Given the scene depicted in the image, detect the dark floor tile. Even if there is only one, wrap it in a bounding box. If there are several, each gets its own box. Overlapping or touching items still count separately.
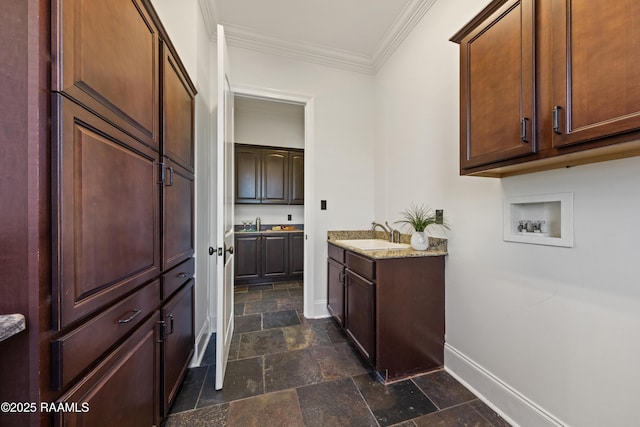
[469,400,512,427]
[238,329,288,358]
[288,287,303,297]
[412,403,493,427]
[163,402,229,427]
[283,323,330,350]
[228,389,304,426]
[197,357,264,406]
[353,373,438,427]
[261,289,291,301]
[262,309,300,329]
[234,302,244,316]
[296,378,378,427]
[235,291,262,303]
[389,421,417,427]
[304,317,348,344]
[228,334,240,361]
[275,295,303,311]
[273,281,302,289]
[234,314,262,333]
[310,342,370,381]
[264,349,323,392]
[412,369,476,409]
[200,334,216,366]
[247,283,274,291]
[233,285,249,293]
[244,300,278,314]
[168,366,208,414]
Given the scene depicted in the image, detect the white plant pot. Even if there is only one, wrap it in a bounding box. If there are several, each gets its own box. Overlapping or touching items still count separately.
[410,231,429,251]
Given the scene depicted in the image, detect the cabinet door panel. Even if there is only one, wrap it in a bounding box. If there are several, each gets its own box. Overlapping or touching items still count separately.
[235,146,261,204]
[459,0,535,169]
[261,150,288,204]
[53,0,159,148]
[234,234,262,279]
[552,0,640,147]
[53,97,160,329]
[327,258,345,328]
[55,312,160,427]
[289,151,304,205]
[162,44,195,171]
[163,160,194,271]
[162,281,194,416]
[289,233,304,276]
[345,270,375,364]
[263,234,288,278]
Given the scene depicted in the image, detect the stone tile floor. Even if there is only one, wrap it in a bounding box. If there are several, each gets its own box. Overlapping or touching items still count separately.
[163,282,511,427]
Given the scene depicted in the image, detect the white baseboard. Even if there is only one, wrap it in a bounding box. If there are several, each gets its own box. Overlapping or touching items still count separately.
[191,317,212,367]
[445,344,566,427]
[307,299,330,319]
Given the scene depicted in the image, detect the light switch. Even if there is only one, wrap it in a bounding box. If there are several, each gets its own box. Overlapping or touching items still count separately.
[321,200,327,210]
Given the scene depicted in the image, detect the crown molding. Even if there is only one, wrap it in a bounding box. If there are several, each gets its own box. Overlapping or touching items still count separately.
[372,0,438,72]
[202,0,436,75]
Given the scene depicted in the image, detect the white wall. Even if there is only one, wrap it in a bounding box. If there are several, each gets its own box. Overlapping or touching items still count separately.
[228,47,376,313]
[374,0,640,426]
[150,0,216,362]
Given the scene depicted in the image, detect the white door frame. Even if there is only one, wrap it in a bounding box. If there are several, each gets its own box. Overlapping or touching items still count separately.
[231,84,316,318]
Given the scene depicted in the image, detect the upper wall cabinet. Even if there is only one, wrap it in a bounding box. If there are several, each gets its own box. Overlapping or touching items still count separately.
[235,144,304,205]
[454,0,536,170]
[162,42,196,172]
[551,1,640,148]
[53,0,159,150]
[452,0,640,177]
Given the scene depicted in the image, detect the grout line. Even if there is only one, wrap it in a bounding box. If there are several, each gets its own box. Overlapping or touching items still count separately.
[349,376,382,427]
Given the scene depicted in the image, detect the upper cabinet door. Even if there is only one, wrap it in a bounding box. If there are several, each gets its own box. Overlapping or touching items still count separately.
[162,43,196,171]
[454,0,536,170]
[552,0,640,148]
[235,146,262,204]
[289,150,304,205]
[53,0,159,149]
[162,159,195,271]
[261,149,289,204]
[52,96,161,329]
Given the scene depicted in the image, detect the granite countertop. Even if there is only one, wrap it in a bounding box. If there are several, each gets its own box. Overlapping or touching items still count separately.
[327,230,448,260]
[0,314,26,342]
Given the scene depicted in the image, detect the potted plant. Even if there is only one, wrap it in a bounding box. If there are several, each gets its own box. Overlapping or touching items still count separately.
[395,203,449,250]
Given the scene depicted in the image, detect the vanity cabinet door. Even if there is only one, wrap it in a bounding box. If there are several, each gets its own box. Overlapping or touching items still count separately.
[453,0,536,170]
[345,270,375,364]
[551,0,640,148]
[327,257,345,328]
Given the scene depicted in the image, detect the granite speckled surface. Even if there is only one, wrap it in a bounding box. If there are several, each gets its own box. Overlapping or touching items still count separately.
[0,313,26,342]
[327,230,447,259]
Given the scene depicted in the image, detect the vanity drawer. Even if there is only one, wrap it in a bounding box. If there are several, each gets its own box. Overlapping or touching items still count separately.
[51,280,161,391]
[328,243,346,264]
[162,257,194,300]
[346,251,376,281]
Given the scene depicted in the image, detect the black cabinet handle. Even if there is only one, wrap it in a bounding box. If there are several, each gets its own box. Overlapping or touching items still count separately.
[118,308,142,324]
[167,167,174,186]
[553,106,562,134]
[520,117,529,143]
[166,314,174,335]
[178,272,191,279]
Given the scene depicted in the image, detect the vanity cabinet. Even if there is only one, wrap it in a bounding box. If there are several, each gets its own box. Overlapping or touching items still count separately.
[327,242,445,381]
[235,232,304,285]
[452,0,640,177]
[235,144,304,205]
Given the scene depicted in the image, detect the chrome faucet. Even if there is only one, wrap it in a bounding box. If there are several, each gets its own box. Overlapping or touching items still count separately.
[386,221,402,243]
[371,221,391,241]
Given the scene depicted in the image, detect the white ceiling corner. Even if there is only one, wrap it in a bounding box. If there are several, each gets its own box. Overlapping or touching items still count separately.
[202,0,436,74]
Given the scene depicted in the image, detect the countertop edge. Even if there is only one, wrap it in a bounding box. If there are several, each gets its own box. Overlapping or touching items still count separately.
[0,313,26,343]
[328,239,448,259]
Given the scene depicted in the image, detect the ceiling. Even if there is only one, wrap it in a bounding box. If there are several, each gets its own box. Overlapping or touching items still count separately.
[200,0,438,74]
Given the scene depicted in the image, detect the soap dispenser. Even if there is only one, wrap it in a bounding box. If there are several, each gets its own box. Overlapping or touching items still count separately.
[256,217,261,232]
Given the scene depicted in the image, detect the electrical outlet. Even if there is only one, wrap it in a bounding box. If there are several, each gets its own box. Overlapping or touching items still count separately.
[287,214,292,221]
[435,209,444,224]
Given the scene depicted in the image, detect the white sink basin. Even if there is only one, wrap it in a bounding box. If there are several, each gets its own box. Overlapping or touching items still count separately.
[335,239,411,251]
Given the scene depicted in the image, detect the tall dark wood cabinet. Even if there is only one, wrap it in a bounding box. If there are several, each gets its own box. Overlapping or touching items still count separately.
[0,0,196,425]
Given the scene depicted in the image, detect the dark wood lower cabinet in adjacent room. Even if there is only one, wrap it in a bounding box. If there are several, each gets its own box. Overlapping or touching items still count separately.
[235,231,304,285]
